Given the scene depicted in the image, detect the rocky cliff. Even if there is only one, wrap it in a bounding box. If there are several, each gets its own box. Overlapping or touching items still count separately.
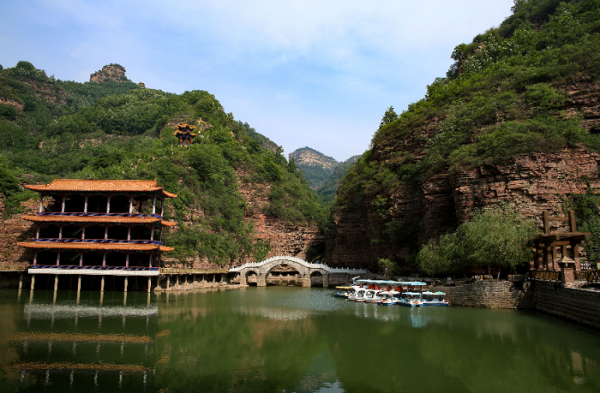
[237,170,324,261]
[0,198,37,269]
[327,147,600,270]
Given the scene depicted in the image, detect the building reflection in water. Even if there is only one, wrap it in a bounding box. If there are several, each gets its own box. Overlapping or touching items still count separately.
[8,292,159,391]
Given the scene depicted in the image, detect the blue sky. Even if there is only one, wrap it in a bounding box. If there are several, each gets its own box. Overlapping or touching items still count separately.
[1,0,515,161]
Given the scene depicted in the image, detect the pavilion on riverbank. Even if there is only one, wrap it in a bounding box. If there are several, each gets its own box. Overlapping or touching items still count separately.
[17,179,177,293]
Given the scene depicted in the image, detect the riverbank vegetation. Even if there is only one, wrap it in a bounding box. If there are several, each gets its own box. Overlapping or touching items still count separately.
[417,205,538,276]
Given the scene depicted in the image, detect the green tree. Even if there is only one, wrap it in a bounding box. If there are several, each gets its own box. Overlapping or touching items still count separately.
[379,106,398,129]
[418,205,538,277]
[564,188,600,263]
[377,258,397,278]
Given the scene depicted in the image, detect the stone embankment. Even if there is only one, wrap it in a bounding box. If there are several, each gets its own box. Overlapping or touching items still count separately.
[154,280,233,292]
[429,279,600,330]
[530,280,600,330]
[429,281,532,309]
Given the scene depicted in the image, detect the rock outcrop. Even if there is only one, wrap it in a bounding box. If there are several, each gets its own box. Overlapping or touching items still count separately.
[90,64,134,84]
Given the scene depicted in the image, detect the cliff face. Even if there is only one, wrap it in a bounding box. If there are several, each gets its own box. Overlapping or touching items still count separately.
[327,147,600,270]
[236,170,323,261]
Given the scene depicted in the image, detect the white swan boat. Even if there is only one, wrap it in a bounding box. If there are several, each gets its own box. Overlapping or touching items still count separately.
[364,288,386,304]
[377,291,400,306]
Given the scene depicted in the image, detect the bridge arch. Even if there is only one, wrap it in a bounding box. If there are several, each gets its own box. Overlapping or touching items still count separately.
[230,255,368,288]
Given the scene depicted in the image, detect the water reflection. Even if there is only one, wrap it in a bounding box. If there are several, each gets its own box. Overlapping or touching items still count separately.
[0,287,599,392]
[2,290,158,392]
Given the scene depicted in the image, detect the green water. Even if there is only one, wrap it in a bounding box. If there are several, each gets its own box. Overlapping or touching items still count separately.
[1,287,599,393]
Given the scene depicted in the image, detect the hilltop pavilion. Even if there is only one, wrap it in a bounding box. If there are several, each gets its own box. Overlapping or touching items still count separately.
[17,179,177,292]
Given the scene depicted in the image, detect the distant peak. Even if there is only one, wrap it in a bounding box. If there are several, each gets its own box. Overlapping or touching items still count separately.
[289,147,338,169]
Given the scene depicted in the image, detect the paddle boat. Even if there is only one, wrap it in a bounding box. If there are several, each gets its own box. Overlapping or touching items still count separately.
[377,290,400,306]
[397,292,423,307]
[349,287,367,302]
[421,291,450,307]
[334,286,354,299]
[364,288,386,304]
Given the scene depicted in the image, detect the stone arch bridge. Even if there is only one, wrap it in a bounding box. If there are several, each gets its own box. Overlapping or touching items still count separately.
[230,255,368,287]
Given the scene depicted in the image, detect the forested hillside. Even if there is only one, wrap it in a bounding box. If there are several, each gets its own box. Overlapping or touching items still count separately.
[314,155,360,206]
[328,0,600,271]
[0,61,324,265]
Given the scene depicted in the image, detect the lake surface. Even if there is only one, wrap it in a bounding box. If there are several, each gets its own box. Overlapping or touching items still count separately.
[1,286,599,393]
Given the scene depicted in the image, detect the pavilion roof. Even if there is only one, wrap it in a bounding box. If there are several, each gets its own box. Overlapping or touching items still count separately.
[24,179,177,198]
[18,241,174,252]
[21,215,176,227]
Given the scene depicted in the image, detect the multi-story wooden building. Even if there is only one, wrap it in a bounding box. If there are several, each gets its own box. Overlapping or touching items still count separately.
[17,179,177,292]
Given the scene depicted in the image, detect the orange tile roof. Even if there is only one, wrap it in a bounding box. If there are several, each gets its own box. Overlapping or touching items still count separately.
[21,215,176,227]
[18,242,172,252]
[24,179,177,198]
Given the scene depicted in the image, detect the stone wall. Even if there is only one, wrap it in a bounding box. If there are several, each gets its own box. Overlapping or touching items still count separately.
[430,281,533,309]
[530,280,600,330]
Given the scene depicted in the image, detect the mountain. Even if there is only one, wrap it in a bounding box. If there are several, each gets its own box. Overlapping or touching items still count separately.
[326,0,600,271]
[314,155,360,205]
[289,147,339,190]
[0,62,325,267]
[288,147,361,205]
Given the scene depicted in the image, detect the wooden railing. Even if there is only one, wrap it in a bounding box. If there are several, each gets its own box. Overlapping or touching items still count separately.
[575,270,600,283]
[531,270,560,281]
[0,263,29,272]
[160,267,228,274]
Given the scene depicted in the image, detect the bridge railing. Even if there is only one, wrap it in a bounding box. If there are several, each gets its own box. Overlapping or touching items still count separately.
[229,255,368,274]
